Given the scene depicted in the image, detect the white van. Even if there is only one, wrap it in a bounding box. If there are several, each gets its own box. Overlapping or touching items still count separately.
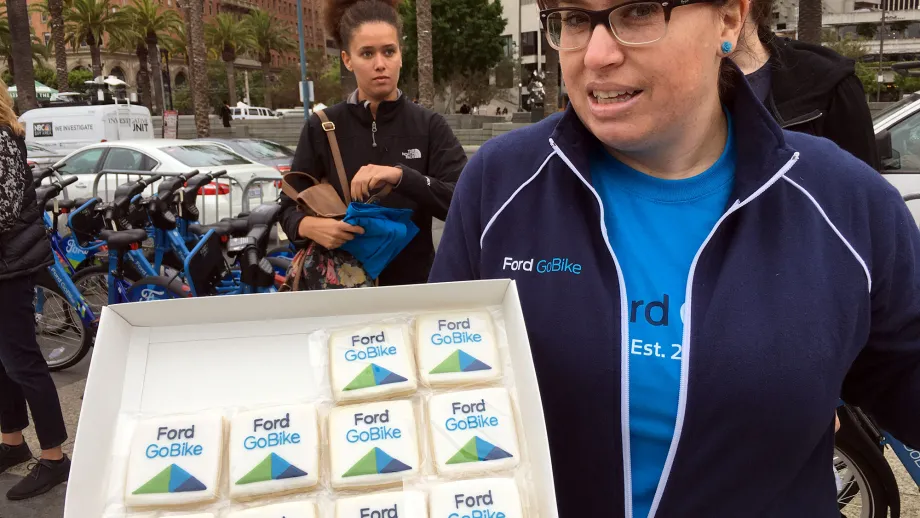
[18,104,153,153]
[231,106,276,120]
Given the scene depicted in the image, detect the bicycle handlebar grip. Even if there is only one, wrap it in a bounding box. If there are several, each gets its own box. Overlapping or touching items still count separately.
[210,170,228,179]
[182,170,200,182]
[138,174,164,188]
[245,247,259,269]
[57,176,79,188]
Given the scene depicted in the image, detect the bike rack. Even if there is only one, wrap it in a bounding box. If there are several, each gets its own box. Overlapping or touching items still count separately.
[241,176,283,213]
[93,170,244,224]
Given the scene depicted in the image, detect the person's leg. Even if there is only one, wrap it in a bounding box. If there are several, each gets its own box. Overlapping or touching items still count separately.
[0,276,68,455]
[0,356,33,474]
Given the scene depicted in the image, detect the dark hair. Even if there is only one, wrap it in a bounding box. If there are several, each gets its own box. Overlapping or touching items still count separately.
[747,0,776,43]
[324,0,402,51]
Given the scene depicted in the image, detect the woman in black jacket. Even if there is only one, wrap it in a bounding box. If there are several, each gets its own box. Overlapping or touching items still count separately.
[732,1,880,170]
[0,78,70,500]
[280,0,467,286]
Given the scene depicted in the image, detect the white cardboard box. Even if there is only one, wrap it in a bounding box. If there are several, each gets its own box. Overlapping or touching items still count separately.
[64,279,558,517]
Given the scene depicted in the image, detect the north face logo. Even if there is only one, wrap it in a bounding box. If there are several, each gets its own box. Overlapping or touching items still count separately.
[402,149,422,159]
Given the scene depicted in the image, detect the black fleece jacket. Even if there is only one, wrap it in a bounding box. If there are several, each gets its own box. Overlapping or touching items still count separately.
[763,37,880,170]
[280,94,467,286]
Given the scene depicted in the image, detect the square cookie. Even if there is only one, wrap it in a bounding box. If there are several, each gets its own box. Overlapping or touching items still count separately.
[124,413,224,507]
[416,312,502,387]
[429,478,524,518]
[428,388,520,475]
[227,501,317,518]
[229,404,320,499]
[335,490,428,518]
[330,324,418,402]
[329,400,419,489]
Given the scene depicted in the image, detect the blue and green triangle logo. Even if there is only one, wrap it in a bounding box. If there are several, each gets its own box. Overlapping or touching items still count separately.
[342,447,412,477]
[132,463,207,494]
[236,452,308,485]
[430,350,491,374]
[446,437,513,465]
[344,363,408,391]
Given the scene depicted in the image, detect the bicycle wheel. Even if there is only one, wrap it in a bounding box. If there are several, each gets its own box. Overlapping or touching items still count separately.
[835,433,890,518]
[125,276,192,302]
[72,265,143,317]
[33,275,94,372]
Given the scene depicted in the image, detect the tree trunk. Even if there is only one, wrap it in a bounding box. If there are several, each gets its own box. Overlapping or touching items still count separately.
[147,36,164,115]
[543,46,559,114]
[136,43,153,112]
[224,58,238,106]
[87,35,103,78]
[8,0,38,111]
[261,59,273,109]
[416,0,434,108]
[48,0,69,92]
[183,0,210,137]
[797,0,823,45]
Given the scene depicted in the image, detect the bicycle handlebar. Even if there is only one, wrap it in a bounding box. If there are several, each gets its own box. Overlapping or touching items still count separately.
[55,176,79,189]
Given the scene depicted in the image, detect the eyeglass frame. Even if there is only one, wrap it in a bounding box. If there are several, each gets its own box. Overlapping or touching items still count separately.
[539,0,718,49]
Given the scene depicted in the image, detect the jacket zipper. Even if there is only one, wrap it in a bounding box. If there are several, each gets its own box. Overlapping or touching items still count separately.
[549,138,634,518]
[372,120,378,147]
[551,137,800,518]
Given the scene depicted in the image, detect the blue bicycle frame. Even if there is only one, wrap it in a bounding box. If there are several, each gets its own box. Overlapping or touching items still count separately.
[40,254,98,328]
[883,434,920,486]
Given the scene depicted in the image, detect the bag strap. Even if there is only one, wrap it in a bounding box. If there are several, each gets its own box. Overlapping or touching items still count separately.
[280,171,319,204]
[315,109,351,203]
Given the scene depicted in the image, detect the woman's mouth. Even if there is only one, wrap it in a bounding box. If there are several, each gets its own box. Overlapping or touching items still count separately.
[591,89,643,104]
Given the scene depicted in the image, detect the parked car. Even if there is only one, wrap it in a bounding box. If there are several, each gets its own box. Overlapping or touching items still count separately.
[231,106,276,120]
[51,140,281,223]
[874,93,920,219]
[25,142,66,169]
[275,108,305,118]
[196,138,294,172]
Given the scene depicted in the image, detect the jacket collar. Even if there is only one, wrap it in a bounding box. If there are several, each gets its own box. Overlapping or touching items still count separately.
[549,63,797,204]
[346,89,405,125]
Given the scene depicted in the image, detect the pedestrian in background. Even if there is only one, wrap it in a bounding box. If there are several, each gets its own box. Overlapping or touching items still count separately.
[731,0,879,169]
[280,0,467,286]
[431,0,920,514]
[0,77,71,501]
[220,99,232,128]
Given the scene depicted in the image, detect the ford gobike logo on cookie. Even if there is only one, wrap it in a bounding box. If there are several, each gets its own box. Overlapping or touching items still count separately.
[335,490,428,518]
[417,313,502,387]
[229,404,319,499]
[430,478,525,518]
[330,325,418,403]
[124,413,224,506]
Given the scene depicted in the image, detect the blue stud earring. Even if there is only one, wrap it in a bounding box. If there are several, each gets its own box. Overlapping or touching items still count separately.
[721,41,733,53]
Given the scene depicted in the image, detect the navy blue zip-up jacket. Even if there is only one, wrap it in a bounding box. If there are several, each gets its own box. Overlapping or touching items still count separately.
[429,75,920,516]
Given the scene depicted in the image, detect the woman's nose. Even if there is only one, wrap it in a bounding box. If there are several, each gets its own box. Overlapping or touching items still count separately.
[584,23,625,70]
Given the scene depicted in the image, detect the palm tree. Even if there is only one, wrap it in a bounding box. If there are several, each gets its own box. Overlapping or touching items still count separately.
[206,13,255,106]
[122,0,183,115]
[179,0,210,137]
[108,22,153,112]
[65,0,127,78]
[32,0,71,91]
[6,0,39,110]
[797,0,822,45]
[415,0,434,108]
[245,9,295,109]
[0,9,50,78]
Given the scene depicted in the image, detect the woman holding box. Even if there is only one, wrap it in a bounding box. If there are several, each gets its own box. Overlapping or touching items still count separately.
[430,0,920,516]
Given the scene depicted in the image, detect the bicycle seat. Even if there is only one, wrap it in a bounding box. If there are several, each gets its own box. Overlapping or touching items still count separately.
[100,229,148,251]
[44,198,78,212]
[188,222,231,238]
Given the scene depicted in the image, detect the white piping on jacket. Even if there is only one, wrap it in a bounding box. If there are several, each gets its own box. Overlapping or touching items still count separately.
[646,151,801,518]
[479,150,556,249]
[549,137,634,518]
[782,176,872,292]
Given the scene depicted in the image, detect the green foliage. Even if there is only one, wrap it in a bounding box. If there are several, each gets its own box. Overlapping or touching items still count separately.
[122,0,184,44]
[34,64,57,87]
[65,0,127,50]
[205,13,256,62]
[856,23,877,40]
[68,68,94,91]
[0,8,50,70]
[245,9,296,63]
[270,53,342,108]
[400,0,507,86]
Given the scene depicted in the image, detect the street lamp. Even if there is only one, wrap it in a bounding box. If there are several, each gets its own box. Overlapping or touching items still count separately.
[161,48,174,111]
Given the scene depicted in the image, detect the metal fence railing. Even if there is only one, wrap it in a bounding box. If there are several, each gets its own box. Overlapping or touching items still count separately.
[92,170,245,225]
[241,176,284,213]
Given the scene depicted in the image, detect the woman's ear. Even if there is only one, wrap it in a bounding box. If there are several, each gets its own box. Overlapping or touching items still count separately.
[720,0,750,54]
[341,49,353,72]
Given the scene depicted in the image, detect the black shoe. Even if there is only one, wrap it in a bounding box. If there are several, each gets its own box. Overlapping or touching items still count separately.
[0,443,32,474]
[5,455,70,501]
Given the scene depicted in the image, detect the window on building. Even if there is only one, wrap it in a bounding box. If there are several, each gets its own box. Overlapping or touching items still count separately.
[521,31,537,56]
[776,23,786,30]
[500,35,513,58]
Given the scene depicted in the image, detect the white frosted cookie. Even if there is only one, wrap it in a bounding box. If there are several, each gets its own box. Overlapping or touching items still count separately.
[416,312,502,386]
[124,413,224,507]
[329,400,419,489]
[329,324,417,402]
[227,501,317,518]
[229,404,319,499]
[335,490,428,518]
[429,478,524,518]
[162,514,216,518]
[428,388,520,475]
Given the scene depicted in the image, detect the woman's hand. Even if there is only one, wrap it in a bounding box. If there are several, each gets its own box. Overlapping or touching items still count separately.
[298,216,364,249]
[350,164,402,201]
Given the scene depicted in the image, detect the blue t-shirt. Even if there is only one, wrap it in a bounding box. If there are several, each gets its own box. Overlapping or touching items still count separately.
[590,118,735,518]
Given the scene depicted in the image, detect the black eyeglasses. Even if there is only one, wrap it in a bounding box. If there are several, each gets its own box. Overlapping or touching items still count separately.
[540,0,716,49]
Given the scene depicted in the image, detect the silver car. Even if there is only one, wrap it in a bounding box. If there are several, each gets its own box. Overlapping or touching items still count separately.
[25,142,65,169]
